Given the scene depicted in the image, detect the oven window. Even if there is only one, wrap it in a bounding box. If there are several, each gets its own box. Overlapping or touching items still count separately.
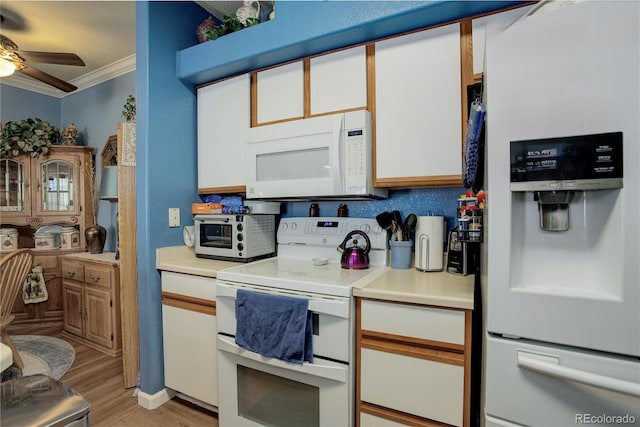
[200,223,232,249]
[237,365,319,427]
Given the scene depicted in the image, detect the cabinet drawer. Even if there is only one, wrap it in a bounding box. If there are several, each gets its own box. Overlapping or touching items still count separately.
[161,271,216,301]
[361,300,465,345]
[36,254,59,270]
[361,348,464,426]
[85,265,112,288]
[61,261,84,282]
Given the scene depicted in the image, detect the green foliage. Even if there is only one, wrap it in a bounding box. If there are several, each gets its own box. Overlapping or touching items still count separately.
[204,14,260,41]
[122,94,136,122]
[0,118,59,158]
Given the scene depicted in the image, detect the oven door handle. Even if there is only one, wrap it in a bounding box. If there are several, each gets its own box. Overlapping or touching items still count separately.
[217,335,347,383]
[217,282,349,319]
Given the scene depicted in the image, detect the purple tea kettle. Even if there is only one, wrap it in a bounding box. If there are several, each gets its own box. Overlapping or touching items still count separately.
[337,230,371,270]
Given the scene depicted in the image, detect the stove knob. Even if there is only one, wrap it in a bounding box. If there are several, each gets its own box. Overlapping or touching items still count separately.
[237,243,244,251]
[290,222,297,231]
[360,224,371,234]
[280,223,289,231]
[237,233,244,241]
[373,225,383,234]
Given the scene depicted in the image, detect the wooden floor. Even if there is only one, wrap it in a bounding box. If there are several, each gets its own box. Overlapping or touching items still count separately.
[8,324,219,426]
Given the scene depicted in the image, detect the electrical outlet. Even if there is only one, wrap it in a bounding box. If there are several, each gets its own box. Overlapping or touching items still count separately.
[169,208,180,227]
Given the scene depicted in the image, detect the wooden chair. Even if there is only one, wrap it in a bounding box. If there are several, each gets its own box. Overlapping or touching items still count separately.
[0,249,34,370]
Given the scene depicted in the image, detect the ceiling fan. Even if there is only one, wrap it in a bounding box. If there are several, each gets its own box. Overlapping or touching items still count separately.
[0,34,85,93]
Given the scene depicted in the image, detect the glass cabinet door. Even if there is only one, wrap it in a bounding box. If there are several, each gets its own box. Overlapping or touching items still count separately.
[0,157,31,215]
[36,156,81,216]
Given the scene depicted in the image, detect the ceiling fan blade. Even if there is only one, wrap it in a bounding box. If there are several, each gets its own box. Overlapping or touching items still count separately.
[16,50,85,66]
[18,65,77,93]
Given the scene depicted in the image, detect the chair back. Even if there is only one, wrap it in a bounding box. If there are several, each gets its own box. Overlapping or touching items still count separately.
[0,249,34,327]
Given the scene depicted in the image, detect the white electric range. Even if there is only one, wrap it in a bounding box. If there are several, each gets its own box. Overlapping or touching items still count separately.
[215,217,389,427]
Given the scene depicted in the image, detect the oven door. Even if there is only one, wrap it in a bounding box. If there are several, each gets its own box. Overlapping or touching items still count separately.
[196,217,233,250]
[217,335,351,427]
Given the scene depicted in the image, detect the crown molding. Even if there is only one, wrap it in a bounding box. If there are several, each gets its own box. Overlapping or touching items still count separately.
[0,54,136,98]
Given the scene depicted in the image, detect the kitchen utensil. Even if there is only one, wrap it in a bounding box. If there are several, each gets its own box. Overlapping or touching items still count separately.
[414,216,444,271]
[337,230,371,269]
[404,214,417,239]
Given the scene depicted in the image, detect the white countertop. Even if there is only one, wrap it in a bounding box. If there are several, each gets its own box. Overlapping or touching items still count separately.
[354,267,475,310]
[156,246,241,278]
[156,245,474,309]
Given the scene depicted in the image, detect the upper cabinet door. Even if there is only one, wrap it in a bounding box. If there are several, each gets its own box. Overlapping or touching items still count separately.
[0,155,31,218]
[34,153,82,216]
[375,23,463,187]
[310,46,367,115]
[256,62,304,124]
[198,74,251,193]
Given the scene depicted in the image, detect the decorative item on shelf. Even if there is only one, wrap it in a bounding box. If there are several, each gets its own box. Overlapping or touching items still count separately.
[197,16,217,43]
[0,228,18,251]
[60,123,79,145]
[85,225,106,254]
[236,1,260,25]
[121,94,136,122]
[0,118,59,158]
[200,11,260,42]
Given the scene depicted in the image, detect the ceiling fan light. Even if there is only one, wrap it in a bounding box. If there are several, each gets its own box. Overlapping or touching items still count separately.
[0,58,16,77]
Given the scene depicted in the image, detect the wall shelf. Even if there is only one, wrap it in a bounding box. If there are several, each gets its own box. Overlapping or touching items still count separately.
[177,1,523,86]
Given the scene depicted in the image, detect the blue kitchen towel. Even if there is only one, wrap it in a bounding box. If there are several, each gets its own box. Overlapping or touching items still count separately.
[235,289,313,364]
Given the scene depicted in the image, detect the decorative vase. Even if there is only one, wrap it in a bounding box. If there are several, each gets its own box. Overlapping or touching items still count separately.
[85,225,106,254]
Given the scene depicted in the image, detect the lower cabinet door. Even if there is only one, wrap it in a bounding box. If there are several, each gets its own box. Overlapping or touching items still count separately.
[361,348,464,426]
[85,286,113,349]
[162,304,218,406]
[62,282,84,336]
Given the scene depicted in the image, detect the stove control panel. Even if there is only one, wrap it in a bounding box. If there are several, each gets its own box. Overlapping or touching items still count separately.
[277,217,386,249]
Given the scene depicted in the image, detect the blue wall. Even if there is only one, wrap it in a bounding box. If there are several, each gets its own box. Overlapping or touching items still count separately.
[0,84,60,126]
[138,0,507,397]
[136,0,208,394]
[61,72,136,251]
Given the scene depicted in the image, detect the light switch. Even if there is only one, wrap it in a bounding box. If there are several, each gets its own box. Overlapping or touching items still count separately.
[169,208,180,227]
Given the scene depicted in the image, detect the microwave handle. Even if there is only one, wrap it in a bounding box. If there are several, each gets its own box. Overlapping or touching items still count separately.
[331,114,344,192]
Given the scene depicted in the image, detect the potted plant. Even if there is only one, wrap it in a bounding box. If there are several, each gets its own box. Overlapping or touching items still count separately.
[200,13,260,42]
[0,118,60,158]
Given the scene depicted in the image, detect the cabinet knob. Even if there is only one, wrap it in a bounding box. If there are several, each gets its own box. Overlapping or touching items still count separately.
[91,274,101,283]
[68,271,76,277]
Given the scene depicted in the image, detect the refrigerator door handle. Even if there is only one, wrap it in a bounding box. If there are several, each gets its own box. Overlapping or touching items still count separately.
[517,351,640,397]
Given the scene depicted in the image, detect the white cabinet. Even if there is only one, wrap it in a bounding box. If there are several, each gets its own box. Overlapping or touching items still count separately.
[197,74,250,193]
[310,45,367,115]
[374,23,463,187]
[256,62,304,124]
[161,271,218,407]
[357,298,473,426]
[255,45,368,124]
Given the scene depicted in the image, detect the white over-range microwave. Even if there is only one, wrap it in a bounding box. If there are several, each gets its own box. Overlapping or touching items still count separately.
[246,110,387,200]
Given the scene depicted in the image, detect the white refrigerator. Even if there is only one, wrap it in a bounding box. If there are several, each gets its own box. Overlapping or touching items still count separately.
[484,1,640,426]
